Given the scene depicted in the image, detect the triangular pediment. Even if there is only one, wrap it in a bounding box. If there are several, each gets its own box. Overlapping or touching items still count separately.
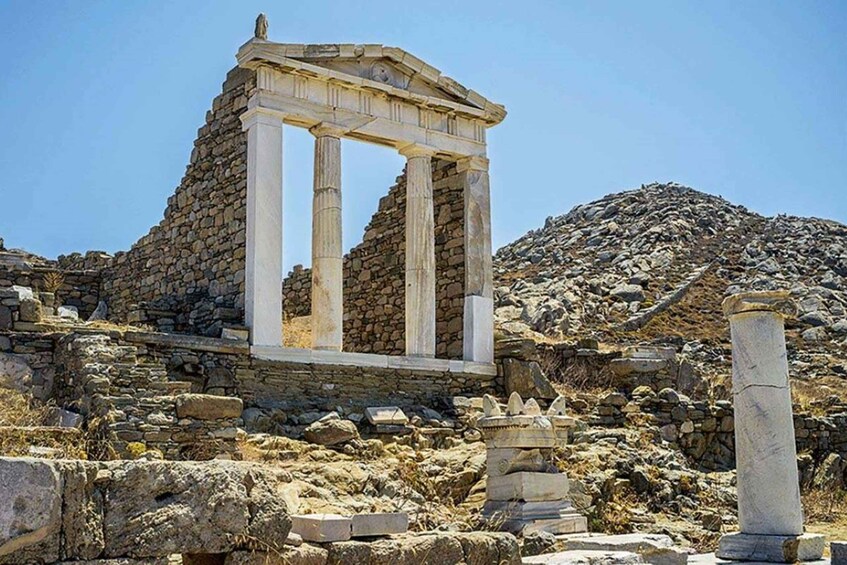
[237,40,506,125]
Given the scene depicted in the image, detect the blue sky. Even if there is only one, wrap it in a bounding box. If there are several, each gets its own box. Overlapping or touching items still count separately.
[1,1,844,272]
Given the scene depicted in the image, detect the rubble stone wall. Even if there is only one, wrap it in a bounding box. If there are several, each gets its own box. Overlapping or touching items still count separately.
[125,334,498,414]
[99,67,257,336]
[592,387,847,477]
[283,158,466,358]
[54,333,241,460]
[0,265,101,319]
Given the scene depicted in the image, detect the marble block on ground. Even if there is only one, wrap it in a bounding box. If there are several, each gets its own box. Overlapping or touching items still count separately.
[689,553,829,565]
[291,514,352,542]
[716,532,825,563]
[832,542,846,565]
[559,533,687,565]
[482,500,587,535]
[351,512,408,537]
[523,550,644,564]
[365,406,409,426]
[487,471,568,501]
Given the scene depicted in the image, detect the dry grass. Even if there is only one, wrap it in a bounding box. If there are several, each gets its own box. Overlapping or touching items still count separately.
[42,271,65,294]
[0,387,48,426]
[283,315,311,348]
[0,388,86,458]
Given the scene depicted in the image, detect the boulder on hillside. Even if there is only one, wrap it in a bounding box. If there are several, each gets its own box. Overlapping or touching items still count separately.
[502,358,557,400]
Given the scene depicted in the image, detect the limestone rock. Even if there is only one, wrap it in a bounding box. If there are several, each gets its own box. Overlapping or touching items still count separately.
[322,531,520,565]
[503,358,557,400]
[303,415,359,446]
[175,394,243,420]
[101,460,291,557]
[19,297,42,323]
[0,457,62,563]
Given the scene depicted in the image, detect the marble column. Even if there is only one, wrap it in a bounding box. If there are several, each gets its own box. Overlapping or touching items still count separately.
[310,124,344,351]
[717,291,824,563]
[400,144,437,357]
[241,107,286,347]
[458,156,493,363]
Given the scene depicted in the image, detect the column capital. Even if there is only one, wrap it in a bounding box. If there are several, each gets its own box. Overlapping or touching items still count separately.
[722,290,794,318]
[240,106,287,132]
[399,143,438,159]
[456,155,490,173]
[309,122,348,138]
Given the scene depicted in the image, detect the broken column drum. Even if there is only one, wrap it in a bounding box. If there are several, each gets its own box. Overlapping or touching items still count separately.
[716,291,825,563]
[479,392,587,535]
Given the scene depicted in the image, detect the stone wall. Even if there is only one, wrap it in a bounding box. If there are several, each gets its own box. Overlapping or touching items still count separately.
[0,265,101,320]
[123,332,498,416]
[283,158,466,358]
[54,333,241,460]
[591,386,847,477]
[99,67,257,336]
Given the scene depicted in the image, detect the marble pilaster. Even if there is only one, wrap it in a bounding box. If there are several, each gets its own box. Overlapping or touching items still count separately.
[241,107,286,347]
[458,156,493,363]
[400,144,437,358]
[310,123,345,351]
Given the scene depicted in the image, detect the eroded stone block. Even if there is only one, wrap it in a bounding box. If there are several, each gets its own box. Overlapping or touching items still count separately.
[175,394,243,420]
[350,513,408,537]
[0,457,62,563]
[291,514,352,543]
[364,406,409,426]
[486,471,569,502]
[716,532,825,563]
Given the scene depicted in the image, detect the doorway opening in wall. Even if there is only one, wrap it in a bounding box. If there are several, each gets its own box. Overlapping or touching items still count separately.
[280,125,405,349]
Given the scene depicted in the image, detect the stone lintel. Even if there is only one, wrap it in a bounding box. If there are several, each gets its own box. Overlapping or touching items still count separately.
[722,290,794,318]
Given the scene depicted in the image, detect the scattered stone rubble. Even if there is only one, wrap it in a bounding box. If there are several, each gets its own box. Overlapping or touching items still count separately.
[494,183,847,356]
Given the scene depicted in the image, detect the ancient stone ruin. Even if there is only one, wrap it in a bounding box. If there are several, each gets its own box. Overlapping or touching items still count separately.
[480,392,587,535]
[2,11,846,565]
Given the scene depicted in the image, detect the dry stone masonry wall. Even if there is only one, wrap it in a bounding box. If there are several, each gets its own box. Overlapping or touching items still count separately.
[100,67,257,336]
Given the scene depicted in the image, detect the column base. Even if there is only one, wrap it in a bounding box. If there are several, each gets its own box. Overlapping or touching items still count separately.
[482,500,587,535]
[716,532,825,563]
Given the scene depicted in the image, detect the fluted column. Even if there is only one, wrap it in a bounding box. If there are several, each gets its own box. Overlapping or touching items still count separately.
[400,144,437,357]
[240,106,286,347]
[458,156,493,363]
[310,123,345,351]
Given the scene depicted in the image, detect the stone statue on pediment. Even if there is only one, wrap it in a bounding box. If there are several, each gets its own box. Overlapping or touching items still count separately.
[254,14,268,40]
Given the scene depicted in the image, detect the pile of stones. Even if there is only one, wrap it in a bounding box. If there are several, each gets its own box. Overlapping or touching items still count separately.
[493,182,847,354]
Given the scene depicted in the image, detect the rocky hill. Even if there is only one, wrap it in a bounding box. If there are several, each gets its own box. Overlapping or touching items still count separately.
[494,182,847,355]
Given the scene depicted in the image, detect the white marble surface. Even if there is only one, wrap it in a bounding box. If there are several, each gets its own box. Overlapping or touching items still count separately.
[241,108,285,347]
[401,145,436,357]
[486,471,569,502]
[310,127,344,351]
[249,345,496,375]
[729,309,804,536]
[464,295,494,363]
